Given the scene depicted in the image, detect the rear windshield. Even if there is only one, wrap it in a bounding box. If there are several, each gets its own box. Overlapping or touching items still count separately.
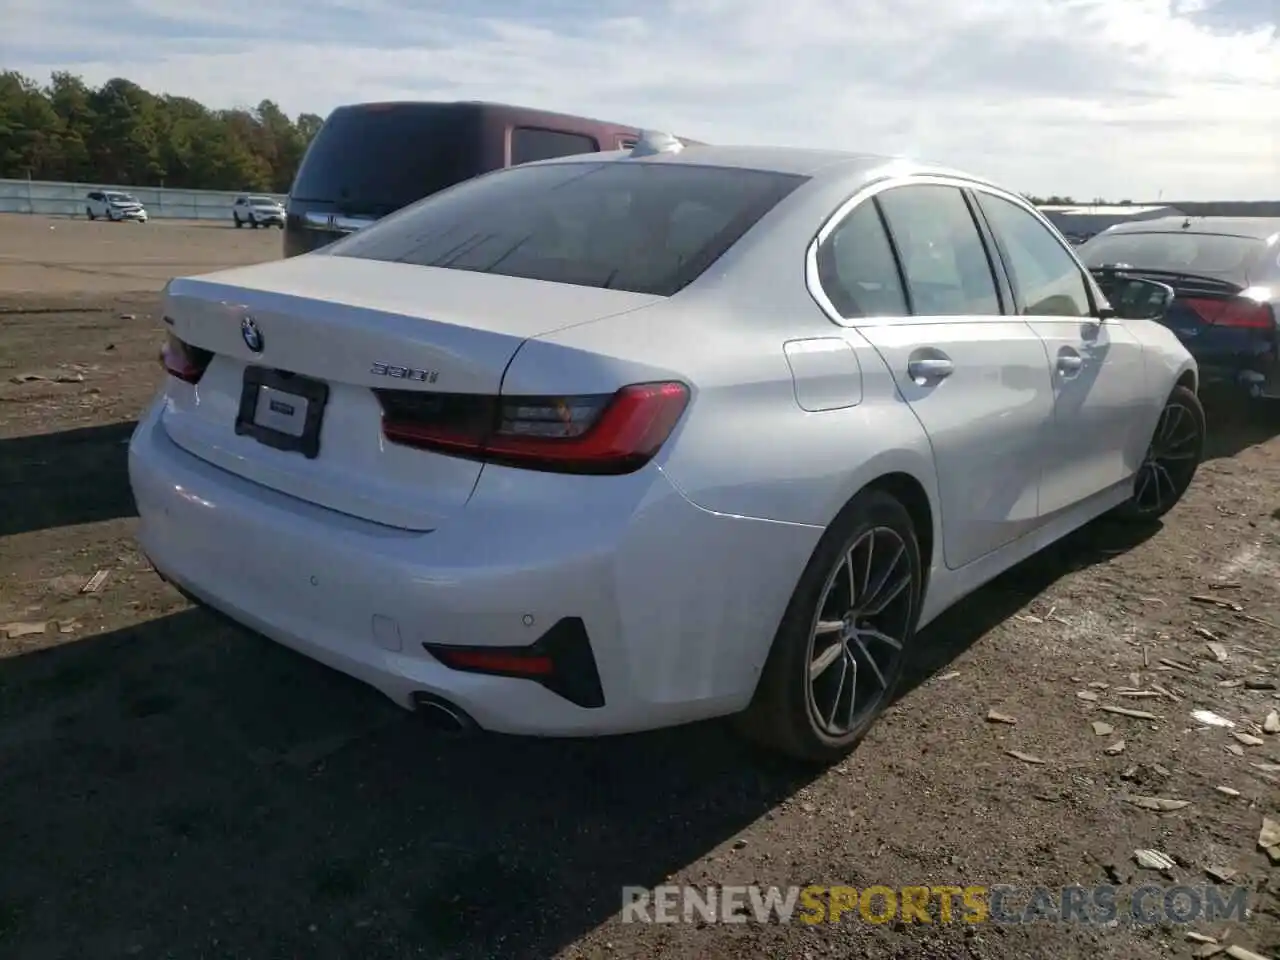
[327,161,807,297]
[289,104,476,215]
[1079,230,1264,284]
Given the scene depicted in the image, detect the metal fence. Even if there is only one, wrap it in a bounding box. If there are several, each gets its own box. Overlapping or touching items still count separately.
[0,178,286,221]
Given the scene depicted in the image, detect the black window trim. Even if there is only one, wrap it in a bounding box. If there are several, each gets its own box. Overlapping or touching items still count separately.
[960,188,1013,316]
[969,185,1101,319]
[871,196,915,317]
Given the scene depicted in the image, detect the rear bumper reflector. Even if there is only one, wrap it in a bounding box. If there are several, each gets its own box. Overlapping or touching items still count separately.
[424,617,606,709]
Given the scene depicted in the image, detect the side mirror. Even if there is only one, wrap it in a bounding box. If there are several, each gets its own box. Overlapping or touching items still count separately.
[1092,271,1175,321]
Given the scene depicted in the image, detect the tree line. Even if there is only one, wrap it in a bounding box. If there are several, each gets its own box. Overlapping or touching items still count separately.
[7,69,1266,214]
[0,70,324,193]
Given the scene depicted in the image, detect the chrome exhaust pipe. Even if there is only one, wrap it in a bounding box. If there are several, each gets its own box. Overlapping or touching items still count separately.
[412,692,477,733]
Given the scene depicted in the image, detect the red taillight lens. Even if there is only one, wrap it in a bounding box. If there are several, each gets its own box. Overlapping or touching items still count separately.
[1183,297,1276,330]
[376,381,690,475]
[159,331,213,384]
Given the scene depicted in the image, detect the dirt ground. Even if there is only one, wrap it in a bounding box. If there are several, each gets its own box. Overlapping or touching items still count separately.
[0,215,1278,960]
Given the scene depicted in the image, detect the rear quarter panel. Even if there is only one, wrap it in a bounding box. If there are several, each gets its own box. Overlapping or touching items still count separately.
[1122,316,1199,445]
[509,171,943,539]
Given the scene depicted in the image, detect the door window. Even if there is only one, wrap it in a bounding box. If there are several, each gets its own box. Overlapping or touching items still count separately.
[816,200,908,318]
[876,185,1002,316]
[977,192,1092,317]
[510,127,599,165]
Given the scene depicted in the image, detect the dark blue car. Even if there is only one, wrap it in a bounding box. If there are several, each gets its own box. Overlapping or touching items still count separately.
[1079,217,1280,399]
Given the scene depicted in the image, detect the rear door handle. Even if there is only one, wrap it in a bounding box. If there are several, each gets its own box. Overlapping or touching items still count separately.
[907,357,954,382]
[1057,353,1084,376]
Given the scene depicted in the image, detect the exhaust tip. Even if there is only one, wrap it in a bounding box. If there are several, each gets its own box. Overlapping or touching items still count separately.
[412,692,478,733]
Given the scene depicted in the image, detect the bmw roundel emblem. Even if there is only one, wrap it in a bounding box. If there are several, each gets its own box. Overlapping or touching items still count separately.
[241,315,263,352]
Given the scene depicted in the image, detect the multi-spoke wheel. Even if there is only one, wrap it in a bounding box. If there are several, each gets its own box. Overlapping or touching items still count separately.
[737,488,922,762]
[1114,385,1204,521]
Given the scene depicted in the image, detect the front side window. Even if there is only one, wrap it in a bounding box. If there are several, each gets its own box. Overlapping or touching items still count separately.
[329,161,807,297]
[816,200,908,318]
[978,192,1092,317]
[876,185,1001,316]
[510,128,599,166]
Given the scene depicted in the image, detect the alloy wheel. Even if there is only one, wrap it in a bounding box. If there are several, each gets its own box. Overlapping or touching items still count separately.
[805,526,914,737]
[1133,400,1200,515]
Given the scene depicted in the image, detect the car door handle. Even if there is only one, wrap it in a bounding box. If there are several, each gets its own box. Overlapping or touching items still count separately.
[907,357,954,382]
[1057,353,1083,376]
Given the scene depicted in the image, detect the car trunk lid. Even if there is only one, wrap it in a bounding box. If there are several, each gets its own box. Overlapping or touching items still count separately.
[158,254,662,530]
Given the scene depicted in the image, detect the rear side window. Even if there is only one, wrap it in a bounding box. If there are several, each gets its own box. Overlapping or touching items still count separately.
[289,105,476,215]
[328,161,807,297]
[510,127,598,165]
[877,185,1001,316]
[1080,231,1264,285]
[817,201,908,318]
[977,192,1092,318]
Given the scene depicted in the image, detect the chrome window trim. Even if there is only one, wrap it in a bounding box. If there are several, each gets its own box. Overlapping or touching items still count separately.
[805,173,1073,328]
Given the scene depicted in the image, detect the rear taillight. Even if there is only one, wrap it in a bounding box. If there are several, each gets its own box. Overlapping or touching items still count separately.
[1183,297,1276,330]
[376,381,690,475]
[159,331,213,384]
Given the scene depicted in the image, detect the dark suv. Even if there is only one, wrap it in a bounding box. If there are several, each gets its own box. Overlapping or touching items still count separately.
[284,101,661,258]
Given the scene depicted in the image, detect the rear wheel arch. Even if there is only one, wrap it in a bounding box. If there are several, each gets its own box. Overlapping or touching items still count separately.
[863,471,934,601]
[748,468,936,698]
[738,478,929,760]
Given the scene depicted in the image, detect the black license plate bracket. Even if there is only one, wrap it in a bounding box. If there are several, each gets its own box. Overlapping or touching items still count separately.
[234,367,329,459]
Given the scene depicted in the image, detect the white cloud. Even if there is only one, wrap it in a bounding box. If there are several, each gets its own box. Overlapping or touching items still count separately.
[3,0,1278,199]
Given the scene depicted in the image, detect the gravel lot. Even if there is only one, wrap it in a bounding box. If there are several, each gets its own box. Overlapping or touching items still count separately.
[0,214,1277,960]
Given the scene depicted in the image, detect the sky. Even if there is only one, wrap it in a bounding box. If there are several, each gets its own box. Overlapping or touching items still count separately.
[3,0,1278,200]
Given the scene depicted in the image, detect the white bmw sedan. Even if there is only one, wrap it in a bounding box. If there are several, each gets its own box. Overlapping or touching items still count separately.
[129,138,1203,761]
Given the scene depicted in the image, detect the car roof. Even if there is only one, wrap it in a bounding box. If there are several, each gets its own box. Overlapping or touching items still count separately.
[543,142,989,185]
[1101,216,1280,241]
[333,99,639,133]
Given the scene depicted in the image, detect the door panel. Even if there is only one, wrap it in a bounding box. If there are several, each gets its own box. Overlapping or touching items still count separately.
[1024,317,1148,513]
[974,189,1149,513]
[864,184,1053,569]
[819,183,1057,570]
[858,319,1053,569]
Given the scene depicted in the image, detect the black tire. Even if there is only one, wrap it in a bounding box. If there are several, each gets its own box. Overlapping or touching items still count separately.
[86,208,95,221]
[251,219,260,229]
[1112,384,1205,521]
[234,215,242,228]
[735,488,922,763]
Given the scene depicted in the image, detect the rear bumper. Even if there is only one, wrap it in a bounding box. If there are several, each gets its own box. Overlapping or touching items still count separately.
[127,397,821,736]
[1170,326,1275,388]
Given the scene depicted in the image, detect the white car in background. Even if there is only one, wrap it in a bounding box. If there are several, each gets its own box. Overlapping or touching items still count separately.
[85,190,147,222]
[232,195,286,229]
[129,135,1203,762]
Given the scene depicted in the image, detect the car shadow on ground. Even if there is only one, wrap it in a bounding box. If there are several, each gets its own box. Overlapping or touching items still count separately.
[0,511,1162,959]
[1200,392,1280,462]
[0,420,137,537]
[900,514,1161,688]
